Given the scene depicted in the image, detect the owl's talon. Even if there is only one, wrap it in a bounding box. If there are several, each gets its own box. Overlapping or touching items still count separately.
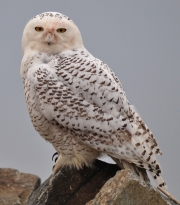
[52,152,58,161]
[52,164,55,171]
[55,157,58,163]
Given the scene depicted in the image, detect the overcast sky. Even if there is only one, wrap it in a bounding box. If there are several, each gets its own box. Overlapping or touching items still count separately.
[1,1,180,200]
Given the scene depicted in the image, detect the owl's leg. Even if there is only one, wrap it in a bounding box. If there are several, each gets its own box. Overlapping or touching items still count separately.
[52,154,83,174]
[52,154,64,174]
[52,153,73,175]
[52,152,58,161]
[52,152,59,173]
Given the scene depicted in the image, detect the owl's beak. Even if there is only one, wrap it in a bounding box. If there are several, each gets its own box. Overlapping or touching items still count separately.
[43,27,59,46]
[44,32,54,45]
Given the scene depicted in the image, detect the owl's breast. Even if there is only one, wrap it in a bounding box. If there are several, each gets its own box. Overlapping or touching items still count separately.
[23,75,53,139]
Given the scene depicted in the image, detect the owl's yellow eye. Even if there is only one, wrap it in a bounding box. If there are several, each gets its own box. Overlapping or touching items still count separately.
[35,27,44,32]
[57,28,67,33]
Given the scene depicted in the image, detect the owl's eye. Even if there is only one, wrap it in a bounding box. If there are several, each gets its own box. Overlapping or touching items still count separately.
[57,28,67,33]
[35,27,44,32]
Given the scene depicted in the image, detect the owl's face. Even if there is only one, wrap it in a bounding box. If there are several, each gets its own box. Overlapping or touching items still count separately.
[22,12,84,54]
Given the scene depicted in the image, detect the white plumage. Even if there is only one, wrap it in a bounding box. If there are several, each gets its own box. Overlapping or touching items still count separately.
[20,12,166,189]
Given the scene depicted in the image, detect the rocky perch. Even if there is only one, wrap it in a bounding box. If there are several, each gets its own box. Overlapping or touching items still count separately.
[0,160,179,205]
[0,168,40,205]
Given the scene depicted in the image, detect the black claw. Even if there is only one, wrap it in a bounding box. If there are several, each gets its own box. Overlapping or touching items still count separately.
[52,165,55,171]
[52,152,58,161]
[55,157,58,163]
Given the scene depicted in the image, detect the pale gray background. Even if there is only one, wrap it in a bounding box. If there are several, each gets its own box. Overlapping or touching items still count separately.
[0,0,180,200]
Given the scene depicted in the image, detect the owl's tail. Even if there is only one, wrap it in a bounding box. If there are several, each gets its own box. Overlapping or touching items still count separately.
[149,171,167,190]
[111,156,167,189]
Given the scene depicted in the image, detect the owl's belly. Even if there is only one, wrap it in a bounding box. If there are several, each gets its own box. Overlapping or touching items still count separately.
[29,102,101,167]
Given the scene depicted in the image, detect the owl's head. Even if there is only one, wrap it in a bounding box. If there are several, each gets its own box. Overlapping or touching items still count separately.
[22,12,84,54]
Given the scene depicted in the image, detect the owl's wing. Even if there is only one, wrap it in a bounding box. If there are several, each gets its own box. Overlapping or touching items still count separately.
[33,64,125,140]
[52,50,162,156]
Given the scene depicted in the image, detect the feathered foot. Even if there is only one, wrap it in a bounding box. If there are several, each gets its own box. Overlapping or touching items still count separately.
[52,152,58,161]
[52,152,59,173]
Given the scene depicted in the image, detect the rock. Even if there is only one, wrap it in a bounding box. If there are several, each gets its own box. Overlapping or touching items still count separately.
[86,169,177,205]
[0,168,40,205]
[26,160,178,205]
[27,160,120,205]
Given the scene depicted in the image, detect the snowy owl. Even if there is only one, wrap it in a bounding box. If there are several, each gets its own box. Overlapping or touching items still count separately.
[20,12,166,190]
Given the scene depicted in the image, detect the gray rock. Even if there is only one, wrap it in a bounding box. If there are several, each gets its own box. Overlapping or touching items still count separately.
[86,169,177,205]
[0,168,40,205]
[25,160,178,205]
[27,160,119,205]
